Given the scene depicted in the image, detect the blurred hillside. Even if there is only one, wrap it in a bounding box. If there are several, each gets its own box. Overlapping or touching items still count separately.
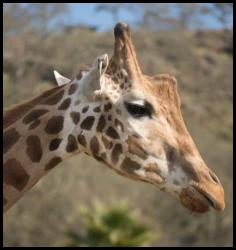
[3,3,233,247]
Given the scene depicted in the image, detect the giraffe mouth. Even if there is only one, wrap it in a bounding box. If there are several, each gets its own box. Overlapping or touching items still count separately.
[191,185,222,211]
[179,186,211,213]
[179,183,225,213]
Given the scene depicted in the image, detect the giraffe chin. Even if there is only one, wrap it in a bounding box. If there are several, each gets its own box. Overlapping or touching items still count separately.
[179,187,210,213]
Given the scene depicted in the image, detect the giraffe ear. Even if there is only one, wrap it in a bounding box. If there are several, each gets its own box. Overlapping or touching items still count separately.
[53,70,71,86]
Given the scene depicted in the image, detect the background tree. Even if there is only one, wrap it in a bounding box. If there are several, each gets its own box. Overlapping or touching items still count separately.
[95,3,233,31]
[174,3,204,30]
[211,3,233,29]
[96,3,126,24]
[3,3,69,79]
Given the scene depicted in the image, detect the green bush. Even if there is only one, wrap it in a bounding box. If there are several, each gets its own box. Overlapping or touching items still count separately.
[64,201,157,247]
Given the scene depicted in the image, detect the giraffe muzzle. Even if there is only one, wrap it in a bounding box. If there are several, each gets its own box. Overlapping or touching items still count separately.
[179,171,225,213]
[191,178,225,212]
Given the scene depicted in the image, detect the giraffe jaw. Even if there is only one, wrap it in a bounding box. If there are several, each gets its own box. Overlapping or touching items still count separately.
[179,184,225,213]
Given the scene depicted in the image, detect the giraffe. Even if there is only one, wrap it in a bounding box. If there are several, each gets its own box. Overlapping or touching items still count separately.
[3,22,225,214]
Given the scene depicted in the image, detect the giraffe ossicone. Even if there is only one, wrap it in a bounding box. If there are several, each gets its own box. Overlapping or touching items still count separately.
[3,22,225,214]
[53,70,71,86]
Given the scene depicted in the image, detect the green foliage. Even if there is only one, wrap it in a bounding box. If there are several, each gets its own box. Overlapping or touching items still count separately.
[64,202,156,247]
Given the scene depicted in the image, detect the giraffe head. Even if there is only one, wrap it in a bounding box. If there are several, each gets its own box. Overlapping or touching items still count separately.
[57,23,225,213]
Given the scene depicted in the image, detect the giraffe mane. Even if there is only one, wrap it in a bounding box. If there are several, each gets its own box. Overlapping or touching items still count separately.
[3,85,64,130]
[4,64,94,130]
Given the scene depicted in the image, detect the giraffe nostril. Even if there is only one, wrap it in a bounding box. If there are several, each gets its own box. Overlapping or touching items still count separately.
[209,171,220,185]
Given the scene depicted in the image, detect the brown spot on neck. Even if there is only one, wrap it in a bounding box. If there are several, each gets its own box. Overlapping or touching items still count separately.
[78,133,87,147]
[58,98,71,110]
[4,159,30,191]
[80,116,95,130]
[26,135,43,162]
[49,138,62,151]
[82,106,89,113]
[104,102,112,111]
[106,127,120,139]
[45,157,62,171]
[45,116,64,134]
[66,134,78,153]
[70,112,80,125]
[97,115,106,132]
[3,128,20,154]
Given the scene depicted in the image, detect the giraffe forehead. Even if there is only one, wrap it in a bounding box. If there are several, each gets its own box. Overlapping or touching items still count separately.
[116,73,181,108]
[101,69,131,98]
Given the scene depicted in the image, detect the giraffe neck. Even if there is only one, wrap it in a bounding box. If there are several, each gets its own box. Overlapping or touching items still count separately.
[3,81,97,212]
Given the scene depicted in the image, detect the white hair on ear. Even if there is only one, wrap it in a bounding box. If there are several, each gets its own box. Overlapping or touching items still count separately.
[53,70,71,86]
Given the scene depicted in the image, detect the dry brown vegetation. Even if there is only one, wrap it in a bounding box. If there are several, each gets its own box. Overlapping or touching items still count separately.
[3,25,233,246]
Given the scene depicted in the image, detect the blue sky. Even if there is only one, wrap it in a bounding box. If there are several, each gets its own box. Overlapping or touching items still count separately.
[67,3,136,31]
[4,3,233,31]
[65,3,233,31]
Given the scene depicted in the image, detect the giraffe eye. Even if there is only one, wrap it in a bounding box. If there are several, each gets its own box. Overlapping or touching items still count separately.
[124,101,153,118]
